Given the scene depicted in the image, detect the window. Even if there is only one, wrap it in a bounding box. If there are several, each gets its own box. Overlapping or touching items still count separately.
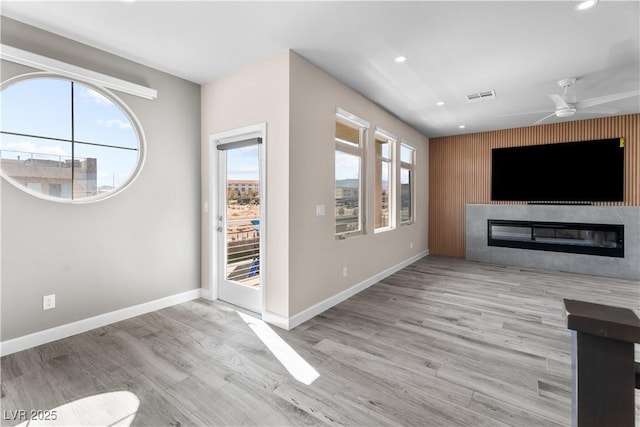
[374,129,395,232]
[400,142,415,225]
[0,75,144,202]
[335,109,368,236]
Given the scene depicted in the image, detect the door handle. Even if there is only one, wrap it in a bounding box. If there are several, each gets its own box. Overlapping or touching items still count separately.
[217,215,224,232]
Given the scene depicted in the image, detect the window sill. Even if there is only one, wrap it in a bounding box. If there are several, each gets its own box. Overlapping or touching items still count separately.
[374,226,395,234]
[335,231,363,240]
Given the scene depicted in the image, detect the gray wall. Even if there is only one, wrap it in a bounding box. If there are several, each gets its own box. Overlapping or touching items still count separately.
[201,50,291,316]
[288,52,429,315]
[201,50,429,319]
[1,18,201,340]
[466,204,640,280]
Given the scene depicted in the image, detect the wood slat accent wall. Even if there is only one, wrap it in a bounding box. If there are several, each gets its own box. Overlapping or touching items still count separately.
[429,114,640,258]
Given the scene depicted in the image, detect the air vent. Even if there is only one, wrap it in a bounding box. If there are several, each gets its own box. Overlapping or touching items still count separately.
[466,89,496,103]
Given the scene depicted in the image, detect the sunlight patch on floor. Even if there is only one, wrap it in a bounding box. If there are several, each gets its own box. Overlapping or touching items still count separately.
[237,311,320,385]
[16,391,139,426]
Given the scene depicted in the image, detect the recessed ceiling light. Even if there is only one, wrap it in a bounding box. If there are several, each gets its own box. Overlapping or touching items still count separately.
[458,125,466,129]
[436,101,445,106]
[394,56,407,63]
[576,0,597,10]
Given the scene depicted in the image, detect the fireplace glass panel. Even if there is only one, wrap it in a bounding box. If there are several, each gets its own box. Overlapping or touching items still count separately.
[533,228,620,248]
[488,220,623,258]
[491,225,531,241]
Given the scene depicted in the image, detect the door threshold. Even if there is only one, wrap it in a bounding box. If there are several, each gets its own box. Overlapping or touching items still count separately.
[215,299,261,318]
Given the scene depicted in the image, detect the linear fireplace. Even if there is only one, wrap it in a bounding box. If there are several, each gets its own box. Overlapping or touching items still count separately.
[488,220,624,258]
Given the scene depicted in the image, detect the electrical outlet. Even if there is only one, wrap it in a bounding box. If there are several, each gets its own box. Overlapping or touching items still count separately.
[43,294,56,311]
[342,266,348,277]
[410,241,414,249]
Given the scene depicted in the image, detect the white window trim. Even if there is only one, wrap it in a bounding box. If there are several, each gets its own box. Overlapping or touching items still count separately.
[335,109,368,239]
[0,44,157,100]
[400,141,416,226]
[374,127,396,234]
[336,107,370,129]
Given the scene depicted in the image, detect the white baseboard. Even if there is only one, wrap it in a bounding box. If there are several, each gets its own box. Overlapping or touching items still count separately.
[200,288,212,300]
[270,250,429,330]
[1,252,429,355]
[262,311,290,330]
[0,289,203,357]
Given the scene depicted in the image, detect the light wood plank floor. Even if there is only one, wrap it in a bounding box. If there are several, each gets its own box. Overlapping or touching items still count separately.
[2,256,639,426]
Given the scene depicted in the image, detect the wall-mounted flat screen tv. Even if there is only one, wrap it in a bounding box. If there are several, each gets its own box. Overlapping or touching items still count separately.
[491,138,624,202]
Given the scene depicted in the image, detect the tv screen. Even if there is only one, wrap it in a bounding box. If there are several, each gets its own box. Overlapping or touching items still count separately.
[491,138,624,202]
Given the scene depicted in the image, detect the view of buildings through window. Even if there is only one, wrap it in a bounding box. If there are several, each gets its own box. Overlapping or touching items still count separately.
[335,110,416,235]
[400,143,415,224]
[335,115,365,235]
[375,132,394,231]
[0,77,141,201]
[224,145,261,286]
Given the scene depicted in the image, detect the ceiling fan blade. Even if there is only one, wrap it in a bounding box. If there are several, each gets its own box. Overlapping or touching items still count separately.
[575,89,640,109]
[533,112,557,125]
[500,110,553,117]
[549,94,570,109]
[576,106,619,115]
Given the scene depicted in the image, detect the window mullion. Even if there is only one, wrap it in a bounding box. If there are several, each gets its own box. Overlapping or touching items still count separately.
[335,141,361,157]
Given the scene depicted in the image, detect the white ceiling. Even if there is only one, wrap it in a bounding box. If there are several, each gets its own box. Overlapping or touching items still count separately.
[2,1,639,138]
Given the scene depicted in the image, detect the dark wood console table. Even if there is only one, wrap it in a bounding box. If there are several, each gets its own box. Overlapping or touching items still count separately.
[564,299,640,427]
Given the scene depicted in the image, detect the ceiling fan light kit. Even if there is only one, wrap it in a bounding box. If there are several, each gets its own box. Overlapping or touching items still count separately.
[556,108,576,118]
[558,78,576,89]
[576,0,598,11]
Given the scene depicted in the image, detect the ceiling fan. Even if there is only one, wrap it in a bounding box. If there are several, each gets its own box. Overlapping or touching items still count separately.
[531,77,640,125]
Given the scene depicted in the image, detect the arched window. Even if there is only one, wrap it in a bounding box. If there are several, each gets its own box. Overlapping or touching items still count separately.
[0,74,144,202]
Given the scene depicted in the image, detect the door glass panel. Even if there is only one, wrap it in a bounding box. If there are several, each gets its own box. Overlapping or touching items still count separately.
[225,145,260,287]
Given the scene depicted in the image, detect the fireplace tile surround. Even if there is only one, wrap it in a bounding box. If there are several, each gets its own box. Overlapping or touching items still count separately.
[466,205,640,280]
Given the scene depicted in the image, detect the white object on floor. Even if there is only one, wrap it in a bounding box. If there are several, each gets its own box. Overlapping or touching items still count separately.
[16,391,140,427]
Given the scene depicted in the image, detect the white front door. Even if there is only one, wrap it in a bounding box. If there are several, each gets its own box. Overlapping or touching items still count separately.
[214,124,265,314]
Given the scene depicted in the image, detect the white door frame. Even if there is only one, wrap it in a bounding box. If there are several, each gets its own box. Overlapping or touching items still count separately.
[208,122,266,315]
